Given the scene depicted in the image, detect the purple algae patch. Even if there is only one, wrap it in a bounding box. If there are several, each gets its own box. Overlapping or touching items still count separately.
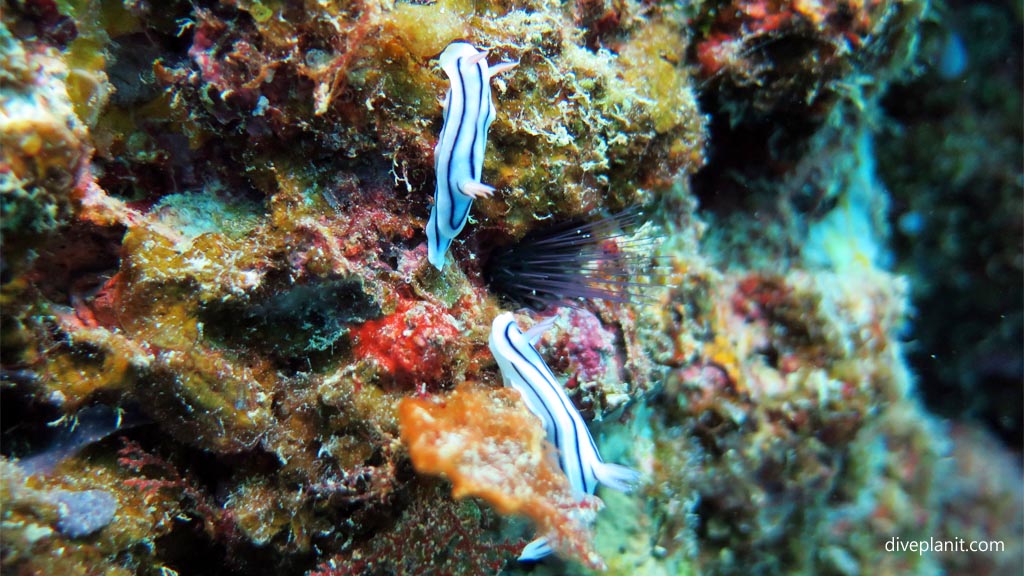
[50,489,118,538]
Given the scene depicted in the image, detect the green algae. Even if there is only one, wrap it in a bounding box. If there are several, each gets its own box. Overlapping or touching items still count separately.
[153,192,263,240]
[203,275,381,358]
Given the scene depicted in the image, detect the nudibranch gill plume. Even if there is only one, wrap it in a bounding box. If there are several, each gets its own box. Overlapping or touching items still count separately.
[426,42,516,270]
[488,312,641,562]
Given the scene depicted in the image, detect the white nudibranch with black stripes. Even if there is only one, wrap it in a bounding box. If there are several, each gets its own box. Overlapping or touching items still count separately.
[427,42,516,270]
[488,312,642,562]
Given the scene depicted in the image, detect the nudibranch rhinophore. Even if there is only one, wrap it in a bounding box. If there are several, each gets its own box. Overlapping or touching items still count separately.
[426,42,516,270]
[488,312,641,562]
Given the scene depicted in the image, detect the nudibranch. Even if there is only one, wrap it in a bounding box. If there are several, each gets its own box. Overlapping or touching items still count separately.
[488,312,641,562]
[426,42,516,270]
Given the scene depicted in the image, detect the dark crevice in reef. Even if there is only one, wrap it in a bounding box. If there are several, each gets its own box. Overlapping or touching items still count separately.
[201,274,382,371]
[152,527,314,576]
[690,92,823,217]
[0,381,64,460]
[28,222,126,307]
[117,429,315,576]
[148,488,318,576]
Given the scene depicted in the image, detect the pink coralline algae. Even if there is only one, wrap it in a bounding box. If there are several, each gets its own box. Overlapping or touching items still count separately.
[531,307,630,421]
[542,308,619,383]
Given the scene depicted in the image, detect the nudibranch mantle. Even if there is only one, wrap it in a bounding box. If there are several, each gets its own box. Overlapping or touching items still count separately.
[426,42,515,270]
[488,312,641,562]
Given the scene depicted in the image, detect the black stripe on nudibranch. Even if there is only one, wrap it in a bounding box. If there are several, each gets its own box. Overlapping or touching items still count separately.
[446,56,467,231]
[467,62,481,186]
[470,62,487,181]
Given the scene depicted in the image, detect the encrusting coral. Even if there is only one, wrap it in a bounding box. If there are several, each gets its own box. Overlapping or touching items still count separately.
[1,19,93,300]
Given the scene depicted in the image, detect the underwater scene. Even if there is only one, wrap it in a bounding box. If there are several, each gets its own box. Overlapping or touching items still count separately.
[1,0,1021,574]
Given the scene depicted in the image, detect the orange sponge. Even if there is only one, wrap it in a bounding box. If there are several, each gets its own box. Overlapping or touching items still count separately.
[398,386,606,569]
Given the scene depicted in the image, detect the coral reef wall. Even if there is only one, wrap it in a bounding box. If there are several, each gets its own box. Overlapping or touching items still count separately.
[1,0,1020,575]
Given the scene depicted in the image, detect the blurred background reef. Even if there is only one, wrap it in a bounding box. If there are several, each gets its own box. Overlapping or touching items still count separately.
[0,0,1021,575]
